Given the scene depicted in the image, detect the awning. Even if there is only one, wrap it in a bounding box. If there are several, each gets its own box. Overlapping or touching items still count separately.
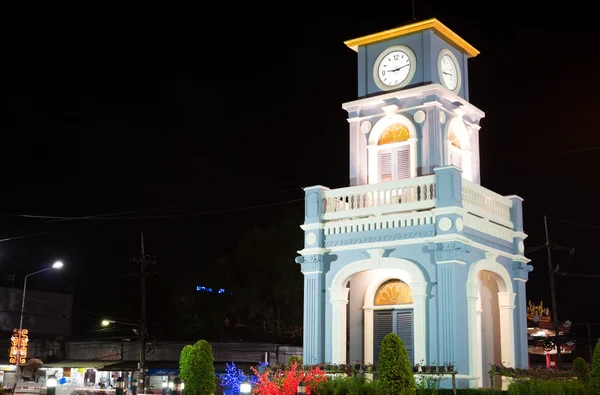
[42,360,114,369]
[97,361,179,372]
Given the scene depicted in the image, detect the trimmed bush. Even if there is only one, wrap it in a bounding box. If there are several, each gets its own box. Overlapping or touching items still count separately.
[573,356,591,388]
[592,342,600,395]
[377,332,415,395]
[178,340,216,395]
[508,378,586,394]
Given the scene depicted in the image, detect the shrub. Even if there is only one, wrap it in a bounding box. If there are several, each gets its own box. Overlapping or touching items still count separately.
[179,340,216,395]
[591,342,600,395]
[573,357,591,388]
[287,355,303,368]
[377,332,415,395]
[508,378,586,395]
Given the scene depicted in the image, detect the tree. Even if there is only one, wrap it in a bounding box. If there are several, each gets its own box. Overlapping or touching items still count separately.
[377,333,415,395]
[179,340,216,395]
[573,357,591,388]
[229,213,304,342]
[591,342,600,395]
[179,345,193,387]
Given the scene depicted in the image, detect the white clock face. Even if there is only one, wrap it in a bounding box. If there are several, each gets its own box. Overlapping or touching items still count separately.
[440,54,458,90]
[377,50,412,87]
[373,45,417,91]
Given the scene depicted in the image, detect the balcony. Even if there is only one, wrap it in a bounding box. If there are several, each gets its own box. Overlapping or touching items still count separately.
[303,166,520,247]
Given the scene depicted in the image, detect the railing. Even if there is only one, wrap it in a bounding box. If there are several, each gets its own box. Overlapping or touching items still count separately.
[315,174,515,232]
[461,179,513,228]
[322,176,436,221]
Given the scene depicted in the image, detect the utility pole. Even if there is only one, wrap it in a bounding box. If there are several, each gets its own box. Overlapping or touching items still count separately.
[130,232,155,393]
[544,215,561,369]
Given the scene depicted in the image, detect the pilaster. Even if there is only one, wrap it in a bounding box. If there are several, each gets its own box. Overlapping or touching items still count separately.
[295,254,326,365]
[423,104,444,174]
[429,241,471,368]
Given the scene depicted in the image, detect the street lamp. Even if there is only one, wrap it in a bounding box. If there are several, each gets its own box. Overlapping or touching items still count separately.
[47,374,57,395]
[16,261,64,380]
[100,319,147,393]
[297,381,306,395]
[240,380,251,395]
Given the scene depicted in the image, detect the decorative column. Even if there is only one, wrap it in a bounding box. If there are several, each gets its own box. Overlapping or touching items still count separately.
[296,255,326,365]
[429,241,471,369]
[498,292,516,368]
[329,286,350,364]
[296,185,329,365]
[508,194,531,368]
[466,282,482,388]
[422,103,444,174]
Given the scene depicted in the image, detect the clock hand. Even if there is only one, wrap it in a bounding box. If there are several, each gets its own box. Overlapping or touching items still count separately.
[442,71,452,76]
[389,64,410,73]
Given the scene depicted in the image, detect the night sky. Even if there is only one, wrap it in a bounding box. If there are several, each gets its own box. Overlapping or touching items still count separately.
[1,2,600,340]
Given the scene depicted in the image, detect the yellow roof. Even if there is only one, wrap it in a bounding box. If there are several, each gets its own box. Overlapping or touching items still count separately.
[344,18,479,58]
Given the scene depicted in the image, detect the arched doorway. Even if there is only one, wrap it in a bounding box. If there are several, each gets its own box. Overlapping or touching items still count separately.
[466,258,516,389]
[371,279,414,363]
[329,250,427,365]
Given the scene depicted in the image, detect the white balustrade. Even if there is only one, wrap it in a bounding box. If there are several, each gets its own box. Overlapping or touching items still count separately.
[461,180,513,228]
[322,176,436,221]
[324,211,436,235]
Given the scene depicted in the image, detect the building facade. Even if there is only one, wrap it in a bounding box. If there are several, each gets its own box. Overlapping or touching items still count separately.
[296,18,533,388]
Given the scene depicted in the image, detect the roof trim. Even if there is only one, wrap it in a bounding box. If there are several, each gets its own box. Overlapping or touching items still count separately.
[344,18,479,58]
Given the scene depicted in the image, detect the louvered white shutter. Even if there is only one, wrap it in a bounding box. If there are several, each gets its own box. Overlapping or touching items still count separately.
[396,146,411,180]
[379,151,393,182]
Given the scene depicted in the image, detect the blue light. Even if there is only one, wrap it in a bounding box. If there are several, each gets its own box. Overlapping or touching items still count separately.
[196,285,232,295]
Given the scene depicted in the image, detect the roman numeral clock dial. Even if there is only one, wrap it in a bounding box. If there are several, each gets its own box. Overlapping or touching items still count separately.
[373,45,417,91]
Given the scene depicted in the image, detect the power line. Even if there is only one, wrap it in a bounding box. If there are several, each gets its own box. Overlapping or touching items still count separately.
[1,198,304,221]
[0,187,303,222]
[546,216,600,231]
[489,146,600,162]
[0,197,304,243]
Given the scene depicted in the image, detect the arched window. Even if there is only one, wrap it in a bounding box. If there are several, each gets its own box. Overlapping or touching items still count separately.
[375,123,411,182]
[367,114,417,184]
[374,279,413,305]
[446,116,473,181]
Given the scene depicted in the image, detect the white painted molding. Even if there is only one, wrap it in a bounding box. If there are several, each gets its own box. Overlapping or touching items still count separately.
[297,247,330,256]
[301,223,325,231]
[484,251,499,262]
[342,83,485,119]
[514,278,528,282]
[326,234,531,263]
[437,259,466,265]
[366,248,385,264]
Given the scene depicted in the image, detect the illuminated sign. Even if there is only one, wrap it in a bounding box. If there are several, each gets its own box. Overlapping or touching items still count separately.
[9,329,28,365]
[195,286,232,295]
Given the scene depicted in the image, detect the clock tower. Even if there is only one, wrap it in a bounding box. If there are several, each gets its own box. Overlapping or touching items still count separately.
[297,18,531,390]
[346,18,478,99]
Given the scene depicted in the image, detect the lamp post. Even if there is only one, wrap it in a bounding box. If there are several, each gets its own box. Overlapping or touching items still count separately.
[297,381,306,395]
[47,374,57,395]
[240,380,252,395]
[116,377,124,395]
[100,319,146,391]
[173,378,182,395]
[15,261,64,381]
